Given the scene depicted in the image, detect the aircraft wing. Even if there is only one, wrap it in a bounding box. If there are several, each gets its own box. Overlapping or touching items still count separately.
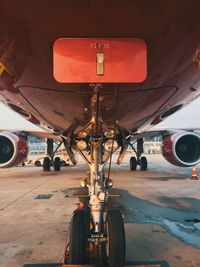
[131,130,169,140]
[131,128,199,140]
[0,128,62,140]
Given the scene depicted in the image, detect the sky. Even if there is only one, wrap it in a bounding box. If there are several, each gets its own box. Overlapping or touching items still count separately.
[0,103,39,130]
[153,97,200,130]
[0,97,200,131]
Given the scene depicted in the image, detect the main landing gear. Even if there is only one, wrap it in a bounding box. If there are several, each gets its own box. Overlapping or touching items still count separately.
[129,138,148,171]
[43,139,68,172]
[65,86,126,267]
[43,156,62,171]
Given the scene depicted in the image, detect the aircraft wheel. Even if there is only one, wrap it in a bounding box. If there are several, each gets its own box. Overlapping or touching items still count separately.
[54,157,61,171]
[140,156,147,171]
[100,239,108,266]
[69,210,89,264]
[43,157,51,171]
[130,156,137,170]
[104,210,126,267]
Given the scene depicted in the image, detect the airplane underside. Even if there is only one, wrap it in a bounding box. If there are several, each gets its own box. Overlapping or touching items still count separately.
[0,0,200,134]
[1,0,200,266]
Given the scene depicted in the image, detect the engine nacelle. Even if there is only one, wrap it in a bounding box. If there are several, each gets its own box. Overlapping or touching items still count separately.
[162,132,200,167]
[0,132,28,168]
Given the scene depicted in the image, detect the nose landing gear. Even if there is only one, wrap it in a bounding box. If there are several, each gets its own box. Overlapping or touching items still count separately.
[68,210,126,266]
[42,139,71,172]
[65,87,126,267]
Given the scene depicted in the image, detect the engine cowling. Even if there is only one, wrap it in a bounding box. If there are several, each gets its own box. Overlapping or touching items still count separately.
[0,132,28,168]
[162,132,200,167]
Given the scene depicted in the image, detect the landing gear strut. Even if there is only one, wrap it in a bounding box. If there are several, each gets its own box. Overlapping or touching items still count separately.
[129,138,148,171]
[66,85,126,266]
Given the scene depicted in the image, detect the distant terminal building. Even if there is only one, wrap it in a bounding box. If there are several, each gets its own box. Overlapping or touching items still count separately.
[28,136,162,158]
[27,137,65,156]
[28,137,46,156]
[27,137,71,166]
[144,137,161,154]
[128,137,162,154]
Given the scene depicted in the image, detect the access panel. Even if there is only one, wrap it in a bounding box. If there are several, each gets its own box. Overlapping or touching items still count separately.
[53,38,147,83]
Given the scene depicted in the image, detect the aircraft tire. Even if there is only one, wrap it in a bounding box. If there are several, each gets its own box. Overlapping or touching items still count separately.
[99,241,107,265]
[54,157,61,171]
[43,157,51,171]
[140,156,147,171]
[105,210,126,267]
[130,156,137,170]
[68,210,89,264]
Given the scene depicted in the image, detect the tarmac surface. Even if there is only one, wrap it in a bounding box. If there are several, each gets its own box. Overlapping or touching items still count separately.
[0,154,200,267]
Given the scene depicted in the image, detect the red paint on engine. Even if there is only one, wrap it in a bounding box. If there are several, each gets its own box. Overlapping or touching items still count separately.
[162,134,179,166]
[0,133,28,168]
[15,135,28,166]
[162,132,200,167]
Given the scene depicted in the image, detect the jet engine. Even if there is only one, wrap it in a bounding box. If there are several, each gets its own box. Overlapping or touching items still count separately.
[0,132,28,168]
[162,132,200,167]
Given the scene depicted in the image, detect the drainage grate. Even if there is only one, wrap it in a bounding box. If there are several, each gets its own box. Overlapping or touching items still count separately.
[35,194,53,200]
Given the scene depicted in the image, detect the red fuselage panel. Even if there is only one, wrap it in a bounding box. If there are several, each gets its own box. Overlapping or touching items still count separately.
[53,38,147,83]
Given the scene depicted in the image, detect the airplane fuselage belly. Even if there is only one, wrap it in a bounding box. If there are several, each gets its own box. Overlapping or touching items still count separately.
[0,0,200,133]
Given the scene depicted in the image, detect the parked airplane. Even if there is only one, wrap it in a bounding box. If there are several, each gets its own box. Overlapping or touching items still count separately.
[0,1,200,266]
